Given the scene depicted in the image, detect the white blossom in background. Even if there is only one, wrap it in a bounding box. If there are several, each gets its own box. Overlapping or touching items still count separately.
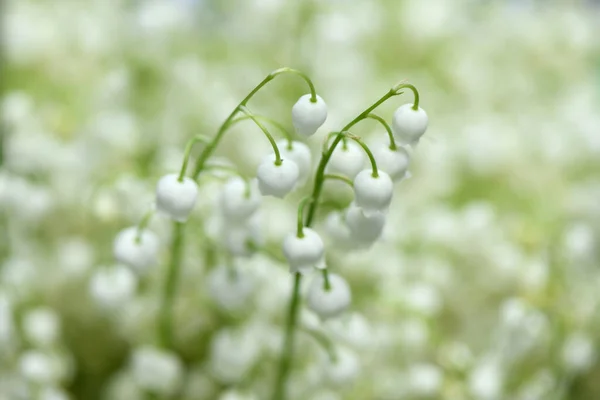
[1,0,599,398]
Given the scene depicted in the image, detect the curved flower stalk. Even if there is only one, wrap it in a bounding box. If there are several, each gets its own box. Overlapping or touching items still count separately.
[112,66,426,400]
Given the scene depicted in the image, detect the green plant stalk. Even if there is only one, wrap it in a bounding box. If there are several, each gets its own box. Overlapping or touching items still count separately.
[191,67,317,180]
[271,87,403,400]
[158,68,318,352]
[158,221,184,349]
[271,272,302,400]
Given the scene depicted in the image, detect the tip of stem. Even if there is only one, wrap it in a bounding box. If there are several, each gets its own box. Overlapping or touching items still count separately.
[371,171,379,178]
[274,159,283,166]
[412,103,419,111]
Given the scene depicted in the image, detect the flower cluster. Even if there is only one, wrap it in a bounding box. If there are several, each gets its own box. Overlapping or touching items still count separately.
[1,0,599,399]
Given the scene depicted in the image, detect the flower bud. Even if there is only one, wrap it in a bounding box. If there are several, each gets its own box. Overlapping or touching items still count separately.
[89,265,137,309]
[113,227,159,273]
[345,204,386,245]
[307,273,351,319]
[155,173,198,222]
[392,104,428,146]
[276,139,312,184]
[326,140,366,180]
[282,228,326,274]
[291,94,327,137]
[256,156,299,198]
[219,177,261,223]
[131,346,183,396]
[372,143,410,181]
[353,169,393,215]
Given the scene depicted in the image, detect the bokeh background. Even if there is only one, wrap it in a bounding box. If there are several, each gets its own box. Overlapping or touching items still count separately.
[1,0,600,399]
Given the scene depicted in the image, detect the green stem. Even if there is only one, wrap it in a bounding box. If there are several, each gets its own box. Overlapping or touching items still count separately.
[178,135,211,181]
[296,197,313,238]
[271,87,403,400]
[231,114,294,148]
[322,269,331,291]
[300,327,338,362]
[238,106,282,165]
[158,222,185,349]
[305,88,400,226]
[344,132,379,178]
[135,209,155,244]
[323,173,354,188]
[271,273,302,400]
[365,113,396,150]
[191,68,317,180]
[393,83,420,110]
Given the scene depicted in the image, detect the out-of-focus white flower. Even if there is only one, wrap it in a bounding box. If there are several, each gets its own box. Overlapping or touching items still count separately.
[467,357,504,400]
[219,177,261,223]
[38,386,71,400]
[221,213,263,257]
[22,307,60,348]
[344,204,386,245]
[561,332,595,372]
[113,227,159,274]
[408,363,443,396]
[131,346,183,396]
[323,346,360,386]
[218,389,259,400]
[307,273,351,319]
[326,140,365,180]
[19,350,68,385]
[209,328,261,383]
[276,140,312,184]
[89,265,138,309]
[372,143,410,181]
[207,266,256,312]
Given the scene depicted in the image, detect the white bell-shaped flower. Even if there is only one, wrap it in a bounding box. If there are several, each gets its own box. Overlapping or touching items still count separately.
[322,346,360,386]
[307,273,351,319]
[219,177,261,223]
[221,213,263,257]
[89,265,137,309]
[276,139,312,184]
[353,169,393,216]
[209,328,261,384]
[131,346,183,396]
[326,140,366,180]
[392,104,428,146]
[345,204,386,245]
[22,307,60,348]
[291,94,327,137]
[19,350,64,385]
[372,143,410,181]
[207,266,256,312]
[155,173,198,222]
[324,211,356,250]
[113,227,159,273]
[283,228,326,274]
[256,155,299,198]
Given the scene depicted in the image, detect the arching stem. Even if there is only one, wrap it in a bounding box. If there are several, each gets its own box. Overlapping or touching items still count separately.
[365,113,397,150]
[178,134,211,182]
[238,106,282,165]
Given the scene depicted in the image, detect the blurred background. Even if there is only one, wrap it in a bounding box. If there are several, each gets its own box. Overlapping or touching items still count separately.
[1,0,600,399]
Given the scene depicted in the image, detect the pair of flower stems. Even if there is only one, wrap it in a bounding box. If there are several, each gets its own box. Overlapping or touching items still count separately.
[154,67,418,400]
